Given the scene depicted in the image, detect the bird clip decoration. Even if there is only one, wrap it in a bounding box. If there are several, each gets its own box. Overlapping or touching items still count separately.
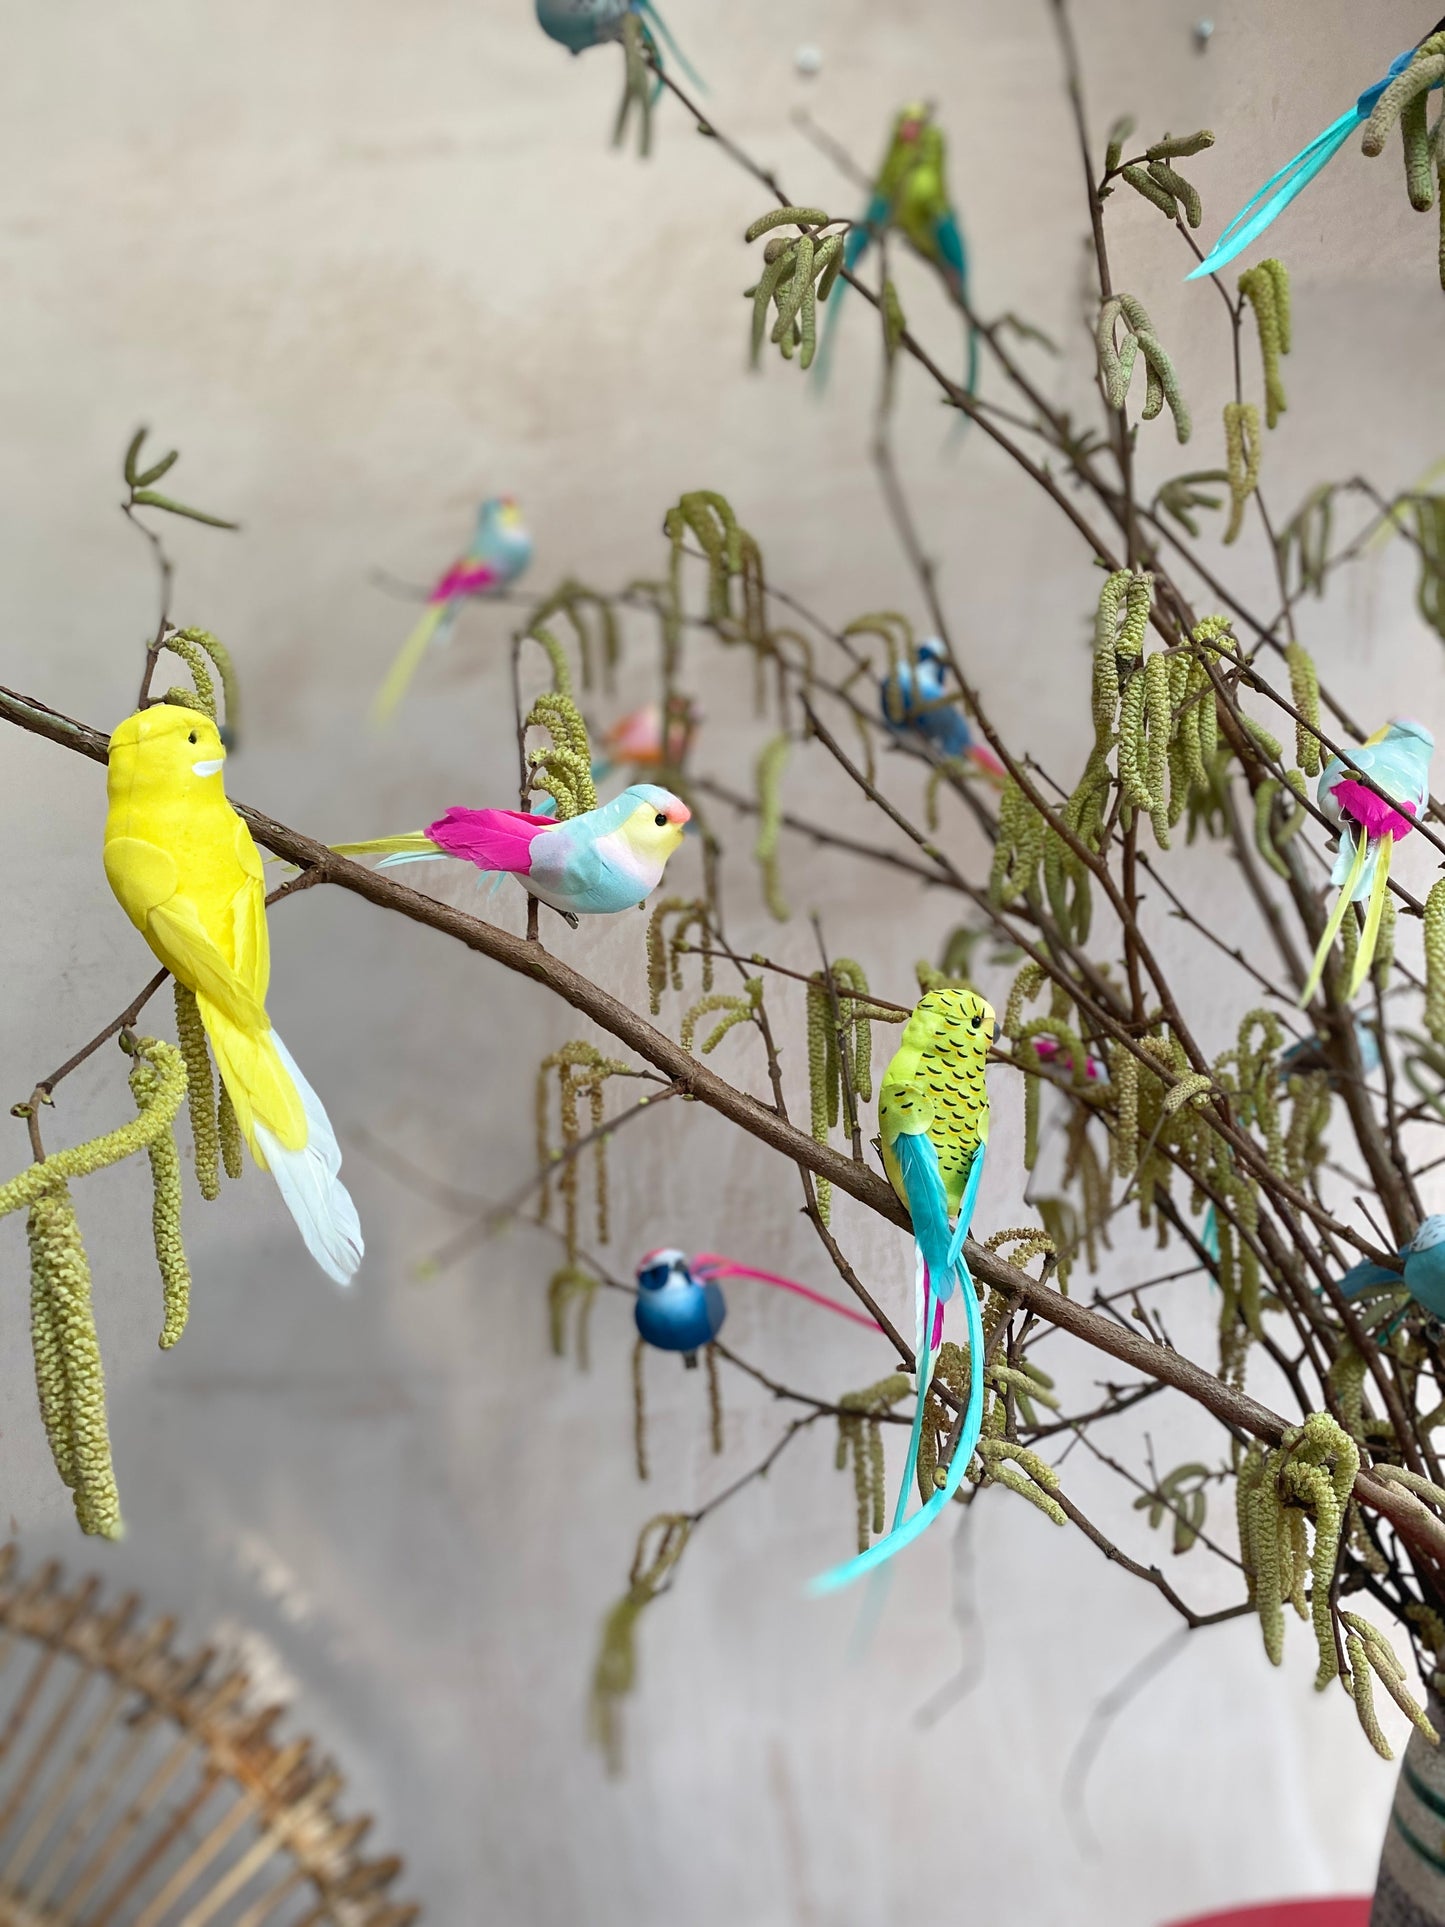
[535,0,701,85]
[633,1249,878,1363]
[1338,1216,1445,1322]
[103,705,363,1284]
[332,784,691,924]
[879,637,1005,784]
[371,497,533,726]
[633,1249,726,1362]
[1300,720,1434,1007]
[811,987,994,1595]
[815,102,980,407]
[1190,19,1445,282]
[592,697,699,784]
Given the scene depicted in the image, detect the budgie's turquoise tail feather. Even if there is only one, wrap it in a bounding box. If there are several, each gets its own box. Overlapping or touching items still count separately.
[809,1265,984,1596]
[1301,827,1372,1007]
[1189,110,1358,280]
[944,1142,987,1275]
[893,1129,958,1297]
[635,0,704,91]
[1349,832,1395,1000]
[1201,1204,1221,1265]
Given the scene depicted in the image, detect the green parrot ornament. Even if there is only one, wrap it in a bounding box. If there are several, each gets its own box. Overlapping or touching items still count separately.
[811,987,994,1594]
[814,102,980,411]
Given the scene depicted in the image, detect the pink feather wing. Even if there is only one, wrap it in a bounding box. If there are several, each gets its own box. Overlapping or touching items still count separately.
[423,808,553,873]
[1331,779,1417,841]
[429,562,500,603]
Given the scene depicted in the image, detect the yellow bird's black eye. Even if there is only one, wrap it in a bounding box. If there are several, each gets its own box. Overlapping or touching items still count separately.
[654,812,668,827]
[188,731,198,744]
[972,1014,982,1029]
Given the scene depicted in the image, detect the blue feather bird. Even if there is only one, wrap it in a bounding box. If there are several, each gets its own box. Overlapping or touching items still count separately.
[1338,1216,1445,1321]
[879,637,1006,781]
[634,1247,726,1364]
[1190,18,1445,282]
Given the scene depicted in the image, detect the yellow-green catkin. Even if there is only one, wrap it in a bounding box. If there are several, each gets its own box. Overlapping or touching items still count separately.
[754,734,790,920]
[1238,260,1290,428]
[28,1185,122,1539]
[548,1265,598,1368]
[835,1376,910,1552]
[1223,402,1262,544]
[130,1055,190,1350]
[526,691,597,819]
[1427,880,1445,1047]
[217,1083,244,1180]
[1284,641,1322,776]
[173,983,219,1201]
[589,1513,692,1774]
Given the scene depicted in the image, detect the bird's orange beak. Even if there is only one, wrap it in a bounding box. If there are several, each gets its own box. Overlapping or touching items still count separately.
[665,800,692,827]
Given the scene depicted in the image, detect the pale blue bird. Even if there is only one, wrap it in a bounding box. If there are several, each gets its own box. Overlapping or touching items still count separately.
[1190,18,1445,281]
[331,784,690,923]
[880,638,1006,783]
[814,104,980,409]
[1301,719,1434,1007]
[535,0,701,86]
[371,498,534,726]
[634,1248,726,1362]
[1338,1216,1445,1321]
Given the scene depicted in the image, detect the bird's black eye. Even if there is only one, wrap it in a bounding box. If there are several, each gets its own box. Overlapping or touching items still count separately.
[972,1014,982,1029]
[654,812,668,827]
[188,731,198,744]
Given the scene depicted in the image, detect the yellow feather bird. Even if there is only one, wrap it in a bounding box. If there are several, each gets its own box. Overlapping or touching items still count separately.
[103,704,362,1284]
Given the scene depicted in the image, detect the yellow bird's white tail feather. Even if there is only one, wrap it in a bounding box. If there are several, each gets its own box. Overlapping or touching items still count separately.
[253,1032,363,1286]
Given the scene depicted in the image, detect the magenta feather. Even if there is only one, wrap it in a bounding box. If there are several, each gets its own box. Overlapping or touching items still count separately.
[424,807,553,873]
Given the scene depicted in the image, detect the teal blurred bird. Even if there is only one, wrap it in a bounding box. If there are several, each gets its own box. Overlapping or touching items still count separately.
[535,0,701,86]
[1190,19,1445,281]
[814,103,979,409]
[1338,1216,1445,1320]
[1301,719,1434,1006]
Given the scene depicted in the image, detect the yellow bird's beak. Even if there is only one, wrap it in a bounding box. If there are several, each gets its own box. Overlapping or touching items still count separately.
[192,757,225,777]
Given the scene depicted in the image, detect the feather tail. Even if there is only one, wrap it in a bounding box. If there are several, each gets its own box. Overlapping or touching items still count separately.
[809,1134,988,1596]
[1300,827,1371,1006]
[690,1256,879,1329]
[252,1032,363,1286]
[330,833,442,860]
[1339,1257,1407,1298]
[370,602,452,726]
[1188,110,1358,280]
[1349,832,1394,1000]
[634,0,704,89]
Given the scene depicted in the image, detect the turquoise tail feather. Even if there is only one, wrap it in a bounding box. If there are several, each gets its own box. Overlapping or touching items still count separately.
[809,1137,986,1597]
[635,0,704,90]
[1189,109,1358,280]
